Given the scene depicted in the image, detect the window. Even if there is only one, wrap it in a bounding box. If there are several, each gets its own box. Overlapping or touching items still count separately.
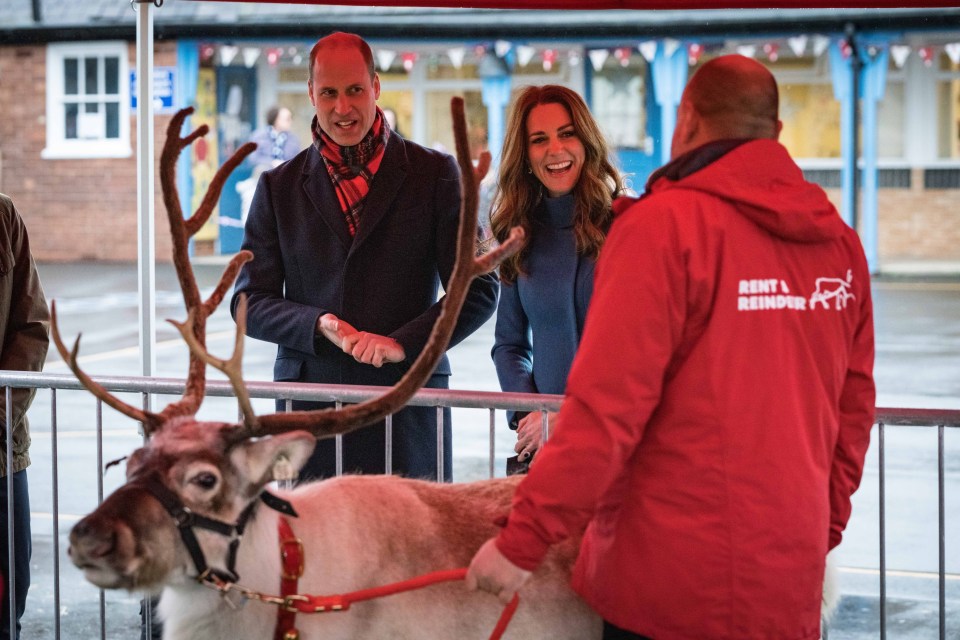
[590,51,648,150]
[43,41,130,159]
[425,90,488,160]
[779,80,842,159]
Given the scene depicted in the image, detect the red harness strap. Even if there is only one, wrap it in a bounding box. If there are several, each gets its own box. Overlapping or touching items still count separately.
[273,516,520,640]
[275,515,305,640]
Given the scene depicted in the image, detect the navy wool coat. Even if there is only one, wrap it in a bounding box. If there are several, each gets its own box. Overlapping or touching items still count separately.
[231,130,499,481]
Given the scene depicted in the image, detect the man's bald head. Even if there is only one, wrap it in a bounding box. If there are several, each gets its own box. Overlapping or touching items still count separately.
[671,55,782,159]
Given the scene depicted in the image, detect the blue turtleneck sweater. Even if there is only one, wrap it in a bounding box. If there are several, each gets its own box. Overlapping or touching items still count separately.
[492,194,595,414]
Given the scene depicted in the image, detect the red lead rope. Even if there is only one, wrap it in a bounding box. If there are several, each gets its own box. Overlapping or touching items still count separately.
[275,516,520,640]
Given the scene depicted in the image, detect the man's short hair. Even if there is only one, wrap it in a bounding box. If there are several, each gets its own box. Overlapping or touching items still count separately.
[308,32,376,84]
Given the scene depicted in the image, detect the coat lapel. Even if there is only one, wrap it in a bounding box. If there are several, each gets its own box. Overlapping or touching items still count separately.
[301,148,353,251]
[351,131,408,251]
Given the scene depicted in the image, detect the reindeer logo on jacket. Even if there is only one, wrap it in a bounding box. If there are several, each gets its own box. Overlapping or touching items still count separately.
[809,270,855,311]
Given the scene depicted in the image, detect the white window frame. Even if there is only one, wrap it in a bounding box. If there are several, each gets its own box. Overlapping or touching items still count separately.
[43,41,131,159]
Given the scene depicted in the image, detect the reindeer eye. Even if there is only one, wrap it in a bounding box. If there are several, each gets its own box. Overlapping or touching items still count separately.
[191,472,218,490]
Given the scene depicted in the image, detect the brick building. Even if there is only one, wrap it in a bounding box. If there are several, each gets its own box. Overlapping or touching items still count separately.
[1,1,959,270]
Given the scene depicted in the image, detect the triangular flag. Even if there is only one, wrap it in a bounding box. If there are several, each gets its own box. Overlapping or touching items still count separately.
[763,43,780,62]
[663,38,680,59]
[542,49,558,72]
[736,45,757,58]
[242,47,260,68]
[687,43,704,66]
[516,45,537,67]
[945,42,960,65]
[447,47,466,69]
[638,40,658,63]
[588,49,609,72]
[219,45,238,66]
[376,49,397,72]
[812,35,830,58]
[787,35,808,57]
[494,40,512,59]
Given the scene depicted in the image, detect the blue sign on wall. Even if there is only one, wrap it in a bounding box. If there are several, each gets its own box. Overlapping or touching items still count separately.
[130,67,176,114]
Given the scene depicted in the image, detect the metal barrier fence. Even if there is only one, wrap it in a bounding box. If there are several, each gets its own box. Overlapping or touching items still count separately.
[2,371,958,639]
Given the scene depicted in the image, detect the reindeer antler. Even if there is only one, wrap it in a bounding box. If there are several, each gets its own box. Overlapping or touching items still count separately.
[50,107,256,435]
[196,97,525,446]
[170,295,258,431]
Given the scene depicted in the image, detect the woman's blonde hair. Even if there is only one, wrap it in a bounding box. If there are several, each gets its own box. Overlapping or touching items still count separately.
[490,85,623,284]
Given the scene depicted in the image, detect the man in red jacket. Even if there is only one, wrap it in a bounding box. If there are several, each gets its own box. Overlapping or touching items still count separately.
[467,55,875,640]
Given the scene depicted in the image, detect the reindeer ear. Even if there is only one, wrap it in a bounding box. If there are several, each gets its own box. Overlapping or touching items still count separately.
[229,431,316,487]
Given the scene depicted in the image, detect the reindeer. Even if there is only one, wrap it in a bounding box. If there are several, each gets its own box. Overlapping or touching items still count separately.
[58,102,602,640]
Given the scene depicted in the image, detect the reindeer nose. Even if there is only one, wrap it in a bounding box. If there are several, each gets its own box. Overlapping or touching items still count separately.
[70,517,118,560]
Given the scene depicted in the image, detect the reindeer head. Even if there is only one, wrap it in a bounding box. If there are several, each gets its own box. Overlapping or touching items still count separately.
[69,418,314,591]
[62,101,523,592]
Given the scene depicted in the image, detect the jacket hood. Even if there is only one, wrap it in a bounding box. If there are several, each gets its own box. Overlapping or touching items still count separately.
[634,139,846,244]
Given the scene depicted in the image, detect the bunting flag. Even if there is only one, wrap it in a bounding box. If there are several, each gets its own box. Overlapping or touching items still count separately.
[839,39,853,59]
[266,48,283,66]
[763,42,780,62]
[447,47,466,69]
[516,45,537,67]
[688,43,704,65]
[588,48,609,71]
[242,47,260,67]
[663,38,680,58]
[787,35,808,57]
[639,40,658,62]
[376,49,397,72]
[542,48,558,71]
[219,45,238,66]
[812,35,830,57]
[946,42,960,65]
[207,38,955,78]
[890,44,910,67]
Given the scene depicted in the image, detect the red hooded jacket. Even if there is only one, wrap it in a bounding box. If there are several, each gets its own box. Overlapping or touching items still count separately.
[495,139,875,639]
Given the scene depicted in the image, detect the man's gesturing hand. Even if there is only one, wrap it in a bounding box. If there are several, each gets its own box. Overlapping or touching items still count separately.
[317,313,405,367]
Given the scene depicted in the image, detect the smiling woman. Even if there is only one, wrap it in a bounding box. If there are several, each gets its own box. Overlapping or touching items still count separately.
[526,102,587,197]
[489,85,624,470]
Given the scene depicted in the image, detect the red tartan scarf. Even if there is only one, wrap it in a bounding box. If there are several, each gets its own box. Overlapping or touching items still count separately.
[312,107,389,237]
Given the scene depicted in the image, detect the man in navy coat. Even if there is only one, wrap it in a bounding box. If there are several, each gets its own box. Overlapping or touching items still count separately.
[232,32,498,481]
